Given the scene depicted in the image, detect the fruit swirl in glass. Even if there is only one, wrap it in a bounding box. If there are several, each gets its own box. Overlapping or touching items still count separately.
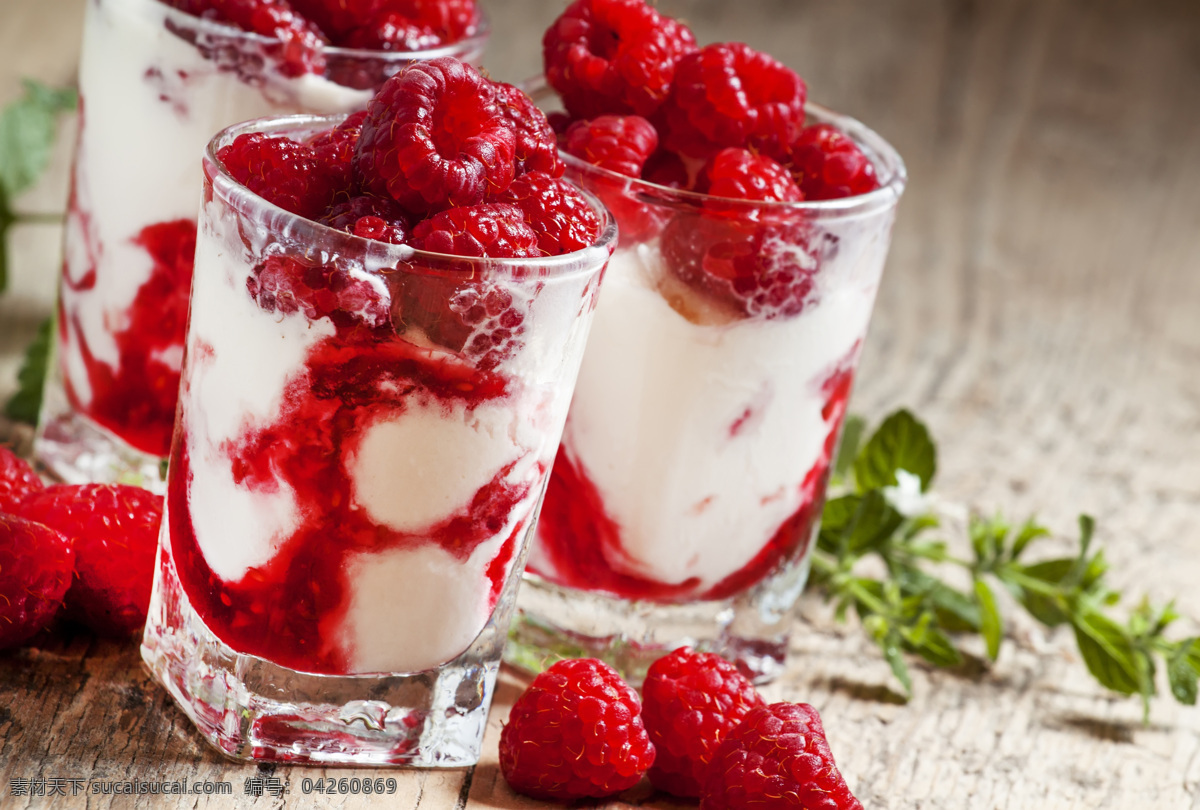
[512,82,907,683]
[36,0,487,490]
[140,114,614,766]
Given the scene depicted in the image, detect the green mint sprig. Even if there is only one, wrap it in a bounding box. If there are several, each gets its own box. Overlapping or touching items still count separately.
[0,79,78,292]
[4,316,50,425]
[813,409,1200,718]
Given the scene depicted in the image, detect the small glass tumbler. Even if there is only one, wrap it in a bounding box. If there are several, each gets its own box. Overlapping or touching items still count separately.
[36,0,488,490]
[509,95,906,684]
[140,115,615,766]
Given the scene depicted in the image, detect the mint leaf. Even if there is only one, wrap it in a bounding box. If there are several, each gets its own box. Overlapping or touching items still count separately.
[832,414,865,482]
[853,409,937,492]
[4,317,51,424]
[844,489,904,555]
[1168,640,1199,705]
[1071,611,1141,696]
[974,578,1003,660]
[0,184,11,293]
[1010,517,1050,560]
[0,79,77,198]
[902,623,962,668]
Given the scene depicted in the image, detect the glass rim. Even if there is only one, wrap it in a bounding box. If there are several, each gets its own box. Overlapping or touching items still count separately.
[521,75,907,218]
[158,0,491,63]
[203,113,618,277]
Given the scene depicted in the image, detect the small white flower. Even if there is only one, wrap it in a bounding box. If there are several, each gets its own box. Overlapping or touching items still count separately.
[882,469,928,517]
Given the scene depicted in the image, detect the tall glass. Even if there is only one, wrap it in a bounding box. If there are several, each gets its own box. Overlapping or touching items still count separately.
[509,97,906,684]
[36,0,487,490]
[140,116,615,766]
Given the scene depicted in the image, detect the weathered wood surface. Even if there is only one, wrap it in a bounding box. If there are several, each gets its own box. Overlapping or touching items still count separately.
[3,0,1200,807]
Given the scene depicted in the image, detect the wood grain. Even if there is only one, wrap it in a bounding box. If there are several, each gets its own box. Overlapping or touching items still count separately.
[2,0,1200,807]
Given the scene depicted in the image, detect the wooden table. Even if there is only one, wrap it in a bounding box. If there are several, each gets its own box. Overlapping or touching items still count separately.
[3,0,1200,807]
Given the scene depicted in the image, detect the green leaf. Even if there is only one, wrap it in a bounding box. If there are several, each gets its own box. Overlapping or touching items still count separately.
[974,578,1003,660]
[0,79,77,198]
[1168,640,1199,706]
[893,565,980,632]
[832,414,866,482]
[853,409,937,492]
[1011,517,1050,560]
[844,489,904,555]
[0,183,11,293]
[1071,611,1141,696]
[4,317,51,424]
[901,622,962,668]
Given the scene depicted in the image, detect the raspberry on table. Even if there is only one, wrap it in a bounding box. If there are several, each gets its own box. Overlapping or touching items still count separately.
[701,702,863,810]
[662,42,807,160]
[789,123,881,200]
[0,446,44,514]
[493,81,565,178]
[409,203,540,258]
[565,114,659,179]
[320,193,410,244]
[353,57,516,214]
[499,658,656,801]
[700,147,803,205]
[0,514,73,650]
[641,648,766,798]
[19,484,162,638]
[543,0,697,120]
[498,172,601,256]
[218,132,340,220]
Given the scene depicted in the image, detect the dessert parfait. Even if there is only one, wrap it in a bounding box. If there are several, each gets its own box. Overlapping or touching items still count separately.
[510,0,907,682]
[140,58,616,766]
[37,0,488,488]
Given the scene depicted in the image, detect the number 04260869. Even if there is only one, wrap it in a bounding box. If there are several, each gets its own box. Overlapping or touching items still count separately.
[300,777,398,795]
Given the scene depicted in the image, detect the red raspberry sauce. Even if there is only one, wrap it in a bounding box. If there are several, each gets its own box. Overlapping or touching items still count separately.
[168,323,538,674]
[533,346,858,603]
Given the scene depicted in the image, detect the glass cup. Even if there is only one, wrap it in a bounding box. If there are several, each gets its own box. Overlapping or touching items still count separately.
[140,115,615,766]
[35,0,488,490]
[508,90,907,684]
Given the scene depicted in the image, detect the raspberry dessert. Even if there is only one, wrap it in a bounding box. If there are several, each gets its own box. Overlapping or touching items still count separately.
[512,0,906,683]
[140,63,615,766]
[38,0,488,489]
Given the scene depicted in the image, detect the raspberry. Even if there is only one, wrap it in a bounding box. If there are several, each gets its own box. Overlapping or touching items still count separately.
[701,702,863,810]
[700,148,802,205]
[642,149,689,188]
[397,274,534,370]
[286,0,383,39]
[320,194,410,244]
[354,58,516,214]
[493,81,564,178]
[0,514,73,650]
[662,42,807,160]
[543,0,697,119]
[641,648,766,798]
[340,13,441,51]
[565,115,658,178]
[179,0,327,77]
[388,0,480,42]
[661,213,817,320]
[498,172,601,256]
[500,658,655,801]
[307,110,368,193]
[789,123,880,200]
[0,446,44,514]
[247,254,393,330]
[19,484,162,638]
[218,133,339,220]
[410,203,539,258]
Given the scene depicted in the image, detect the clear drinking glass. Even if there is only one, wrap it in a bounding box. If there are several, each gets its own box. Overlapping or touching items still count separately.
[508,92,907,684]
[140,115,615,766]
[35,0,488,490]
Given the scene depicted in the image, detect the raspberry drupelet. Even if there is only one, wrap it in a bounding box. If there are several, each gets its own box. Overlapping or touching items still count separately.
[565,115,659,178]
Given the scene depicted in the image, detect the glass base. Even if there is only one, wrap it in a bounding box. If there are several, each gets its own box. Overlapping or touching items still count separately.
[506,555,811,687]
[34,344,167,492]
[141,538,499,767]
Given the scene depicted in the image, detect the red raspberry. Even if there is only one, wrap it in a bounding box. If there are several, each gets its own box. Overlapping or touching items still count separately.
[247,254,393,330]
[0,446,44,514]
[320,194,410,244]
[0,514,73,650]
[662,42,807,160]
[340,13,441,51]
[20,485,162,638]
[388,0,480,42]
[498,172,601,256]
[642,149,689,188]
[500,658,655,801]
[307,110,368,193]
[218,133,340,220]
[789,123,880,200]
[641,648,766,798]
[701,702,863,810]
[565,115,658,178]
[493,81,564,178]
[661,213,817,321]
[700,148,802,205]
[543,0,697,119]
[397,275,534,370]
[410,203,539,258]
[177,0,327,77]
[354,57,516,214]
[286,0,382,38]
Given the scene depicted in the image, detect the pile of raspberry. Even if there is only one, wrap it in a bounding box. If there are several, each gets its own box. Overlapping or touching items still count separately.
[499,648,863,809]
[162,0,482,76]
[216,56,600,260]
[0,447,164,650]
